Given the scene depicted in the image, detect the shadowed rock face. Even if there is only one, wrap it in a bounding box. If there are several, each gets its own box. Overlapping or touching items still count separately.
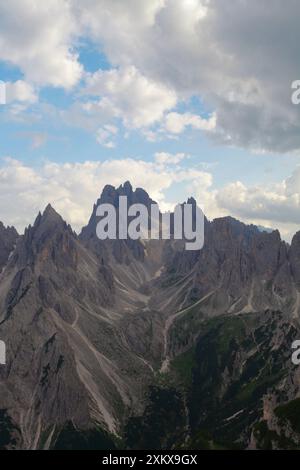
[160,216,296,316]
[289,231,300,288]
[0,203,153,449]
[80,181,155,264]
[1,183,300,449]
[0,222,18,273]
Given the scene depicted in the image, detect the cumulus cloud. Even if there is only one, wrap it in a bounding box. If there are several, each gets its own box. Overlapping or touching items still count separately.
[71,0,300,153]
[1,154,300,241]
[154,152,188,167]
[2,1,297,151]
[163,112,216,134]
[5,80,37,104]
[0,0,82,88]
[0,155,210,233]
[1,1,300,239]
[69,67,216,143]
[213,167,300,241]
[83,66,177,129]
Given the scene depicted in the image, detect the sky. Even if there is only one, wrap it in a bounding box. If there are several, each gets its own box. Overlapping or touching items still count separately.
[0,0,300,241]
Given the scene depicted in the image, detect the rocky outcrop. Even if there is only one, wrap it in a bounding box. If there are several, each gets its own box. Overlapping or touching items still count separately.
[161,216,296,317]
[0,222,18,272]
[80,181,154,264]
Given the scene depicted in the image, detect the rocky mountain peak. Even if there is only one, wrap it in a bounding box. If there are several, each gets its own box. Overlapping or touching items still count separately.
[80,182,155,241]
[0,221,18,238]
[291,230,300,247]
[25,204,76,249]
[186,196,197,206]
[33,204,67,231]
[13,205,76,270]
[98,181,154,207]
[44,203,59,217]
[0,222,19,271]
[119,180,133,195]
[289,231,300,288]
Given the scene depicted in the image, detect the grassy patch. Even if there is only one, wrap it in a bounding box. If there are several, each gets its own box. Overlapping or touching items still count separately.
[171,347,196,388]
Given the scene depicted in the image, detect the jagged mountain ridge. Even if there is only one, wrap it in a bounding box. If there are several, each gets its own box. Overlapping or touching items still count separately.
[0,222,18,273]
[0,181,300,449]
[162,216,296,316]
[0,199,154,448]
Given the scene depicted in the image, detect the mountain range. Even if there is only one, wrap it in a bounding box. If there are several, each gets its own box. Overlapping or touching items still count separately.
[0,181,300,450]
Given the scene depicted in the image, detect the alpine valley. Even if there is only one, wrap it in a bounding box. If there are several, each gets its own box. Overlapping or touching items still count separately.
[1,181,300,450]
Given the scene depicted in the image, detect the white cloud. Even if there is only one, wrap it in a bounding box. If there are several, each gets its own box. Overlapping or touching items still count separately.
[83,66,177,129]
[1,155,300,242]
[216,181,296,226]
[96,125,118,148]
[74,0,166,60]
[163,112,216,134]
[0,155,210,233]
[154,152,187,167]
[1,1,300,151]
[0,0,82,88]
[72,0,300,153]
[5,80,37,104]
[213,168,300,241]
[4,1,296,151]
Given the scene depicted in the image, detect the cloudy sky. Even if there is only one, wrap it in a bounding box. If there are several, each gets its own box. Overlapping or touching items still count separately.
[0,0,300,240]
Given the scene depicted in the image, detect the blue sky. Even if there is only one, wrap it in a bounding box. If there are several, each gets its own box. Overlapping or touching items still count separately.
[0,1,300,240]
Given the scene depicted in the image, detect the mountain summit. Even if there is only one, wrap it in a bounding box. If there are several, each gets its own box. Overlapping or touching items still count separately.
[0,223,18,272]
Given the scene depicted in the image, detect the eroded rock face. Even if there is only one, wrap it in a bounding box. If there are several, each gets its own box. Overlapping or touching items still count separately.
[0,222,18,272]
[1,182,300,449]
[80,181,155,264]
[0,203,152,449]
[161,216,296,316]
[289,231,300,288]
